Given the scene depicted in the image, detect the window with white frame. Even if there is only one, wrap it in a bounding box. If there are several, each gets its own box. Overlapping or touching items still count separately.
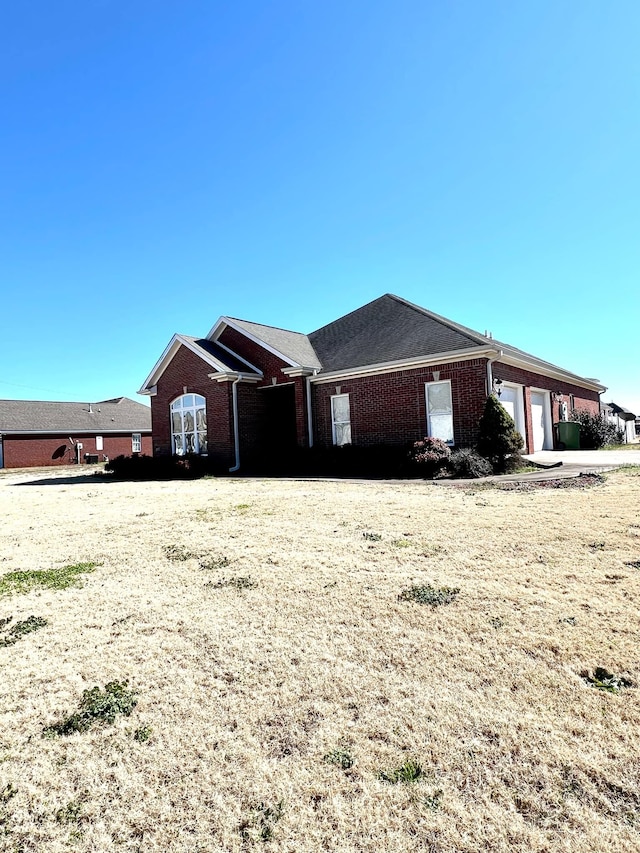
[132,433,142,453]
[95,436,103,451]
[170,394,207,455]
[331,394,352,446]
[425,380,454,444]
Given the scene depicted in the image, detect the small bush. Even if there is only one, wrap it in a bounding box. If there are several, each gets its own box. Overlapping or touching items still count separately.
[570,409,620,449]
[43,681,137,737]
[379,758,424,784]
[448,448,493,479]
[477,395,524,473]
[408,437,451,478]
[398,584,460,607]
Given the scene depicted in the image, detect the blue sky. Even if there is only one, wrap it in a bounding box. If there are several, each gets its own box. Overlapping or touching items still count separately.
[2,1,639,415]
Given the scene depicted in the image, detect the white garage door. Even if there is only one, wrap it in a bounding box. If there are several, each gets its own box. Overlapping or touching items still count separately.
[530,390,551,451]
[499,385,526,445]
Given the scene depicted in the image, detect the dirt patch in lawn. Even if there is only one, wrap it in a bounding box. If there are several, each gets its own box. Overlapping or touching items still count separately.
[1,467,639,852]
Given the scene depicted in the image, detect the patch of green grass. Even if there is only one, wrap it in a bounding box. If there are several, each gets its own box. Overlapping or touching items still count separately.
[43,681,137,737]
[199,555,232,571]
[55,798,83,825]
[206,576,257,591]
[362,532,382,541]
[379,758,424,785]
[323,748,354,770]
[234,504,251,512]
[239,800,284,843]
[398,584,460,607]
[581,668,634,693]
[0,563,98,598]
[423,788,443,811]
[164,544,196,562]
[391,539,412,548]
[0,615,48,647]
[133,725,153,743]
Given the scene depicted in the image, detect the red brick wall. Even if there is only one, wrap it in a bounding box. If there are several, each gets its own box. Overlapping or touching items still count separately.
[218,327,290,388]
[1,433,152,469]
[218,327,310,447]
[311,359,488,449]
[493,363,601,452]
[151,343,235,467]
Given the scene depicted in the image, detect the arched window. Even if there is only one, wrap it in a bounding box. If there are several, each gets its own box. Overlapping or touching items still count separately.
[170,394,207,455]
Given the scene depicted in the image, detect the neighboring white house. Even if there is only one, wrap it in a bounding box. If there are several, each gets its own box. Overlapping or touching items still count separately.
[603,402,637,443]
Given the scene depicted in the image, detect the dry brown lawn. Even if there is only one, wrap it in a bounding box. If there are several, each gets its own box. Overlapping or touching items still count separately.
[1,466,640,852]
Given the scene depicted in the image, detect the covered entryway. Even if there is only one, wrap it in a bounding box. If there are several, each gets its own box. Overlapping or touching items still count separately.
[261,384,297,454]
[530,389,553,451]
[499,384,526,447]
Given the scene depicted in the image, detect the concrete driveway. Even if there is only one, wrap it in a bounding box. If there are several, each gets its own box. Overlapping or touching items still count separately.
[525,449,640,471]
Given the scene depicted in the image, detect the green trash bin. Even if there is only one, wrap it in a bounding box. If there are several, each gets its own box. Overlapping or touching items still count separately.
[555,421,580,450]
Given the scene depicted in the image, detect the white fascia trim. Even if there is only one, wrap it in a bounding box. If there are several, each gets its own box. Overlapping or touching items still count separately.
[138,385,157,396]
[209,317,300,368]
[281,366,316,377]
[310,347,497,384]
[499,351,607,393]
[209,372,261,384]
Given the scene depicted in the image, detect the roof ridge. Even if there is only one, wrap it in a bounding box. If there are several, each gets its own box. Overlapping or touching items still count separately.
[386,294,491,347]
[228,317,308,337]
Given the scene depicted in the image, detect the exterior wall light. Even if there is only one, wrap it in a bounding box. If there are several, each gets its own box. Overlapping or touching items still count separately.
[493,378,503,397]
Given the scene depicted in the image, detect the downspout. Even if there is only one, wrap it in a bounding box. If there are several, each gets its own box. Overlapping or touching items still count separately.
[306,370,317,447]
[486,349,503,396]
[228,375,242,473]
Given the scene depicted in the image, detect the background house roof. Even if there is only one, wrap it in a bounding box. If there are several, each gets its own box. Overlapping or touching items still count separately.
[223,318,323,369]
[609,402,636,420]
[0,397,151,434]
[308,294,486,372]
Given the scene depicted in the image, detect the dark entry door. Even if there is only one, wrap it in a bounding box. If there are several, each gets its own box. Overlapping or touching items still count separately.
[262,385,297,455]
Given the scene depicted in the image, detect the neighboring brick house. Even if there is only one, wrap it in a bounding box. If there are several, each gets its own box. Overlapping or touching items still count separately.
[0,397,152,469]
[139,294,606,471]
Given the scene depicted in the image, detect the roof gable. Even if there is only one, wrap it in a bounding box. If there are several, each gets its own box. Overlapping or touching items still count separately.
[138,333,262,393]
[308,294,486,373]
[209,317,322,370]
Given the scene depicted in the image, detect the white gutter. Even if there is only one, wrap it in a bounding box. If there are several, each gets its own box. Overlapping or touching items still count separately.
[306,370,318,447]
[486,349,503,395]
[229,376,242,473]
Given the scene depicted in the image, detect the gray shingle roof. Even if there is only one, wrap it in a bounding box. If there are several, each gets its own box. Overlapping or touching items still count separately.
[226,318,323,369]
[308,294,486,373]
[0,397,151,434]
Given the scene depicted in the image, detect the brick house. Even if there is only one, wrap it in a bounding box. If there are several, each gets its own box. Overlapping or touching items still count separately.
[0,397,152,469]
[139,294,606,471]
